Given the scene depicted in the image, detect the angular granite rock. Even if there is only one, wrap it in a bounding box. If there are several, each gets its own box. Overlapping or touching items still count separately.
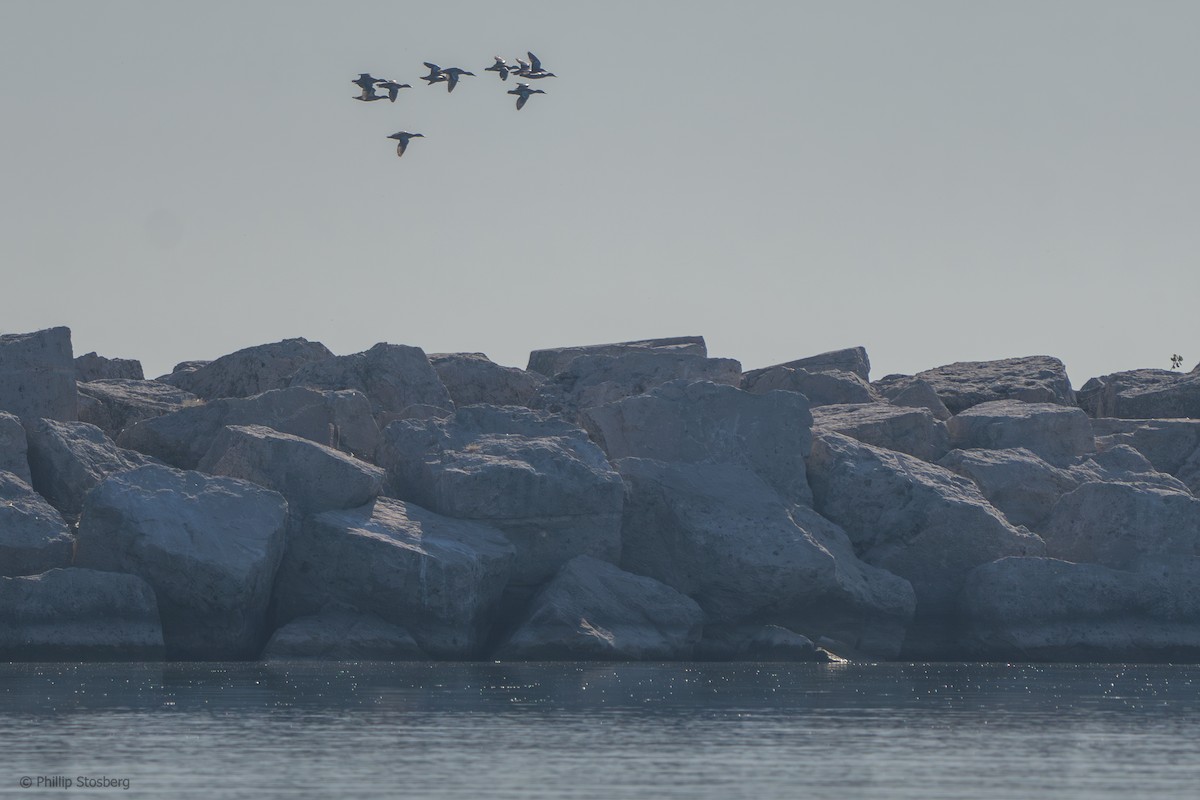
[946,400,1095,466]
[262,611,426,661]
[74,464,287,659]
[0,568,163,661]
[938,448,1082,531]
[1078,369,1200,419]
[1072,445,1192,494]
[1041,481,1200,570]
[158,337,333,400]
[811,403,950,462]
[527,336,708,378]
[0,411,31,484]
[872,376,953,420]
[378,405,624,587]
[272,497,514,658]
[1091,418,1200,479]
[911,355,1076,415]
[290,342,452,423]
[0,471,73,577]
[198,424,384,517]
[0,327,77,422]
[76,379,200,439]
[430,352,547,408]
[743,346,872,383]
[617,459,915,657]
[582,379,814,506]
[741,367,878,407]
[806,431,1045,630]
[118,387,379,469]
[495,555,704,661]
[23,418,157,520]
[552,351,742,413]
[74,352,144,382]
[960,557,1200,661]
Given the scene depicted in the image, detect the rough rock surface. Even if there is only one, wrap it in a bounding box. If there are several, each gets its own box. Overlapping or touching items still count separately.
[23,418,157,520]
[290,342,452,423]
[0,327,77,421]
[430,352,547,408]
[1091,418,1200,492]
[873,376,953,420]
[76,379,200,439]
[495,555,705,661]
[806,432,1044,634]
[1078,369,1200,419]
[741,366,877,407]
[273,497,513,658]
[527,336,708,377]
[911,356,1076,414]
[617,459,916,657]
[946,400,1096,466]
[961,557,1200,660]
[379,405,624,587]
[811,403,950,462]
[0,471,73,577]
[582,380,814,506]
[743,346,872,383]
[551,351,742,413]
[75,352,144,382]
[74,465,288,659]
[0,411,32,484]
[938,448,1081,531]
[1041,482,1200,570]
[159,337,333,400]
[262,611,426,661]
[118,387,379,469]
[198,424,384,517]
[0,568,163,661]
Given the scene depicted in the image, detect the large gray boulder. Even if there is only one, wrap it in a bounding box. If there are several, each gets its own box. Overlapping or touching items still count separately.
[960,557,1200,661]
[74,352,143,382]
[289,342,452,424]
[118,387,379,469]
[198,425,384,517]
[1072,445,1192,494]
[262,611,426,661]
[1078,369,1200,419]
[806,431,1044,647]
[527,336,708,377]
[378,405,624,587]
[582,380,814,506]
[872,376,953,420]
[0,411,31,484]
[551,351,742,413]
[430,352,547,408]
[74,465,288,659]
[617,459,916,658]
[1041,482,1200,570]
[910,355,1076,415]
[495,555,705,661]
[272,497,515,658]
[158,337,333,400]
[0,327,77,422]
[0,471,73,577]
[1091,418,1200,491]
[741,367,877,407]
[811,403,949,462]
[743,346,872,383]
[946,400,1095,466]
[23,418,157,520]
[0,568,163,661]
[76,379,199,440]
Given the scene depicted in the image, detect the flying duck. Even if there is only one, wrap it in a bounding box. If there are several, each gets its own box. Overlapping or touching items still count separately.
[518,51,556,79]
[386,131,424,158]
[485,56,512,81]
[507,82,545,110]
[352,73,387,101]
[439,67,475,92]
[374,79,412,102]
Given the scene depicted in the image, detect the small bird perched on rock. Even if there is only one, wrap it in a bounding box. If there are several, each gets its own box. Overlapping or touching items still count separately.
[387,131,424,158]
[352,73,387,101]
[374,79,412,102]
[485,56,513,81]
[507,82,545,110]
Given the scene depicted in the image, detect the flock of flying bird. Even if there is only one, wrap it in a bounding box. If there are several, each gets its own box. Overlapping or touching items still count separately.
[353,52,557,158]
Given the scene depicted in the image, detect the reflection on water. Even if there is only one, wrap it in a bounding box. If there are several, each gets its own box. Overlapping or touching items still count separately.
[2,662,1199,799]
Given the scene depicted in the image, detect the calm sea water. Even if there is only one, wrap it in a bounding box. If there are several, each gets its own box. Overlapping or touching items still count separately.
[1,661,1199,799]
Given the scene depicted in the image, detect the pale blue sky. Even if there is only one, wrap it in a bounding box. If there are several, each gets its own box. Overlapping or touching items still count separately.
[3,1,1198,385]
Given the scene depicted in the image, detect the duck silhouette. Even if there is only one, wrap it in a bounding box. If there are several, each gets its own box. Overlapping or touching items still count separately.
[386,131,424,158]
[507,82,545,110]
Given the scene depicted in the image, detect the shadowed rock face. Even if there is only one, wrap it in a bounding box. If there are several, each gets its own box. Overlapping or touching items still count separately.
[911,356,1076,415]
[0,470,73,577]
[946,400,1095,466]
[289,342,452,423]
[811,403,949,463]
[1078,369,1200,419]
[0,411,32,484]
[77,379,199,440]
[527,336,708,377]
[549,351,742,415]
[742,346,872,384]
[262,611,426,661]
[158,338,334,401]
[430,352,547,408]
[742,367,878,407]
[74,352,143,382]
[0,327,77,422]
